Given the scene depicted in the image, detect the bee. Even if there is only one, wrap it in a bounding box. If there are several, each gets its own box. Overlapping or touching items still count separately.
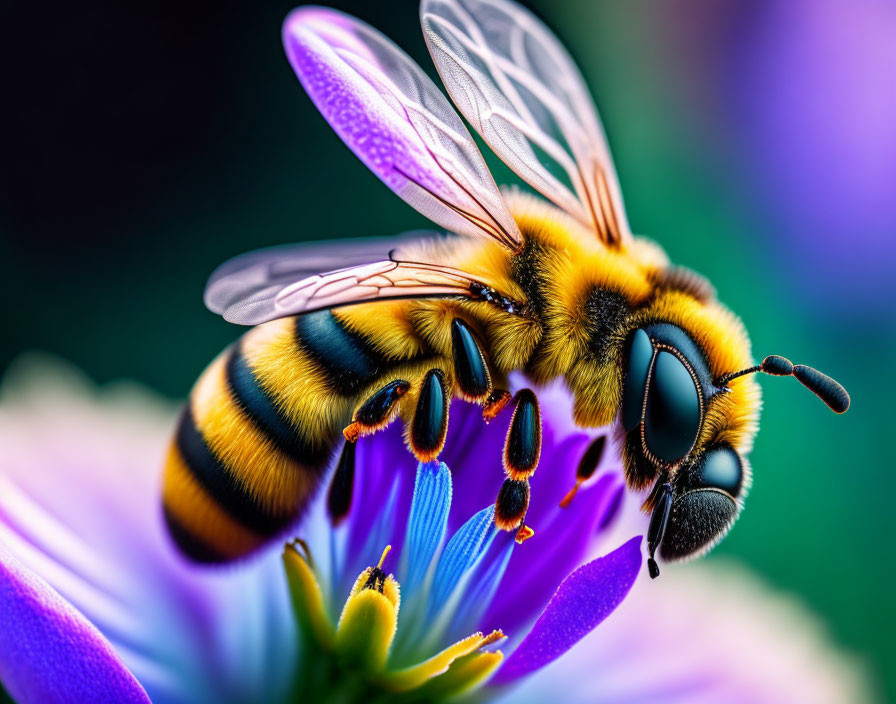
[162,0,849,577]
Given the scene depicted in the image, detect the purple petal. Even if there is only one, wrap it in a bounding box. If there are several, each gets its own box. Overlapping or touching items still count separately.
[493,536,642,684]
[0,359,297,704]
[341,423,416,589]
[482,470,619,635]
[493,560,872,704]
[0,542,149,704]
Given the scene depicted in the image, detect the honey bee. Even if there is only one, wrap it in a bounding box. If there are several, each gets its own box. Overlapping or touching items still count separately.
[162,0,849,577]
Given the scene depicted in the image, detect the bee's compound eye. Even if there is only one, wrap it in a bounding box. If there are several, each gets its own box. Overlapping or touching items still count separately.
[622,329,653,431]
[644,351,701,463]
[659,490,737,561]
[696,446,743,497]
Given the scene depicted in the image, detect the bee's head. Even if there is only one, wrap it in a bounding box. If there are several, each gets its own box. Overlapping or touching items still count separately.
[618,322,849,573]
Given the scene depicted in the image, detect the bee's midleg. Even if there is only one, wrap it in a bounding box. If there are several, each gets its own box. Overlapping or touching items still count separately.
[408,368,449,462]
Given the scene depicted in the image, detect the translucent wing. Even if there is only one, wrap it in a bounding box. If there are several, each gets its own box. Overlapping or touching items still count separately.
[421,0,632,247]
[205,232,481,325]
[205,231,438,317]
[282,7,522,251]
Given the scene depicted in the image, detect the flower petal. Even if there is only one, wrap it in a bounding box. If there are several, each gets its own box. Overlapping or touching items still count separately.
[448,531,515,641]
[342,426,415,590]
[0,542,150,704]
[493,536,642,683]
[335,589,399,672]
[417,650,504,700]
[493,560,873,704]
[383,630,502,692]
[0,357,297,704]
[283,543,333,647]
[427,506,496,619]
[401,461,452,593]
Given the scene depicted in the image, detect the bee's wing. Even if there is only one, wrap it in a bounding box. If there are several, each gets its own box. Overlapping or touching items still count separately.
[283,7,522,252]
[205,232,481,325]
[421,0,632,248]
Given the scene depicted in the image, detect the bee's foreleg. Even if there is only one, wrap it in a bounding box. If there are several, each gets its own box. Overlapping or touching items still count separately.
[495,389,541,543]
[408,368,450,463]
[451,319,491,403]
[343,379,411,443]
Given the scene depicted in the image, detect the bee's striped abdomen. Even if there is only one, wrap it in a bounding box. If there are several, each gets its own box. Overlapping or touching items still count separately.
[293,309,389,395]
[225,345,333,467]
[163,311,411,563]
[163,403,300,562]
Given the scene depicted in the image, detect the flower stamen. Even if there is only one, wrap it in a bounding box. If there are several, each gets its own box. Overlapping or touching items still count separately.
[362,544,393,593]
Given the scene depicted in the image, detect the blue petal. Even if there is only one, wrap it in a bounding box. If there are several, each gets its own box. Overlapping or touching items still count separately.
[401,461,452,593]
[427,505,496,620]
[449,530,515,640]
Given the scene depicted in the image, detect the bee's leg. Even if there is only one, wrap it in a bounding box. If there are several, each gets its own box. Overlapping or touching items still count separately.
[326,441,356,526]
[495,389,541,543]
[646,480,673,579]
[559,435,607,509]
[451,319,491,403]
[408,369,450,463]
[343,379,411,443]
[449,318,511,422]
[482,389,512,422]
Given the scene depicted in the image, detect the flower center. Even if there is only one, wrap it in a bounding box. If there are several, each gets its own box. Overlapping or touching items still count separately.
[283,538,504,702]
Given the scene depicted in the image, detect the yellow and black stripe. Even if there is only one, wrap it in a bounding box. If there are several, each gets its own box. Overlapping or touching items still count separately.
[164,195,763,563]
[163,310,406,563]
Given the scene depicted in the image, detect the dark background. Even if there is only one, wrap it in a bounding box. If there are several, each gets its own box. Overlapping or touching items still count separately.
[4,0,894,698]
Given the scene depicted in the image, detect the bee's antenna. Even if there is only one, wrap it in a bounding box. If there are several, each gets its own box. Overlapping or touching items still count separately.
[716,355,850,414]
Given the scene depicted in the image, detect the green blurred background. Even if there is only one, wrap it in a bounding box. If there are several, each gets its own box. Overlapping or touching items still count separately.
[4,0,894,699]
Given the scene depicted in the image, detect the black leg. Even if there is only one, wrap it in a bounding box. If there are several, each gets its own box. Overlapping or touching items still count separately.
[343,379,411,442]
[495,478,529,532]
[451,318,492,402]
[559,435,607,509]
[326,441,356,526]
[646,481,673,579]
[494,389,542,543]
[503,389,541,480]
[409,369,449,462]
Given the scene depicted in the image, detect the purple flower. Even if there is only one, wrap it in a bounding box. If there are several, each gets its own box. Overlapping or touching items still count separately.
[0,357,872,702]
[285,372,640,697]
